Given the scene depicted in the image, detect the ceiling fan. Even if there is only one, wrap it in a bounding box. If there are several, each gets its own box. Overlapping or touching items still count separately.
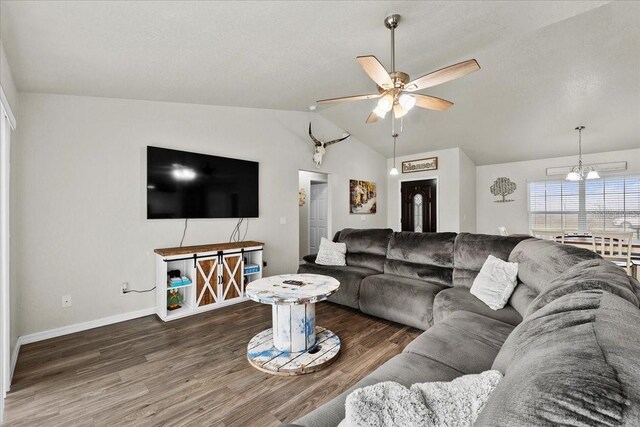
[317,14,480,123]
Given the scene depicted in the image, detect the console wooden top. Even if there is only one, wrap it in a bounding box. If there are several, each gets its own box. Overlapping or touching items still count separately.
[154,241,264,257]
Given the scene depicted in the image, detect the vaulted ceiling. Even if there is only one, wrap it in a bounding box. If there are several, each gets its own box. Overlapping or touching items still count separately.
[1,1,638,164]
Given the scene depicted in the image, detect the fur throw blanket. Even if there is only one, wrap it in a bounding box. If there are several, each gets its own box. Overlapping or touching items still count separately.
[339,370,503,427]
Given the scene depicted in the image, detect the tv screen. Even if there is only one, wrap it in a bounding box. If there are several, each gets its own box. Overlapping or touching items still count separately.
[147,146,259,219]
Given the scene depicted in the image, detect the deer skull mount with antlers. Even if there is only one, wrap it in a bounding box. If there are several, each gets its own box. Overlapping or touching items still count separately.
[308,123,350,168]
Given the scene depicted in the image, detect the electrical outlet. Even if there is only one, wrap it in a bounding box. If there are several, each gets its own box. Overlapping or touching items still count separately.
[61,295,72,308]
[120,282,129,296]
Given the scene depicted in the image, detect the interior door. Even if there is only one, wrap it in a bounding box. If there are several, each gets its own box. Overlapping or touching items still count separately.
[401,179,437,232]
[309,182,328,254]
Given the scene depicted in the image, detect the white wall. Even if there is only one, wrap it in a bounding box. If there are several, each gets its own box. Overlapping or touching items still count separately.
[387,147,467,232]
[458,150,477,232]
[298,170,329,260]
[476,148,640,234]
[12,93,388,337]
[0,38,17,115]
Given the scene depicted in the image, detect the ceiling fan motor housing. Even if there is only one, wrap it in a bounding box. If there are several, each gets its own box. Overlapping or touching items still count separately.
[390,71,410,88]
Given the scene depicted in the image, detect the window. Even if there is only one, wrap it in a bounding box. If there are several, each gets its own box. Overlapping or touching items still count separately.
[528,174,640,235]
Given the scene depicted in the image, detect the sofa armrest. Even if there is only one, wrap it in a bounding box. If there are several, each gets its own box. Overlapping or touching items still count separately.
[302,254,317,264]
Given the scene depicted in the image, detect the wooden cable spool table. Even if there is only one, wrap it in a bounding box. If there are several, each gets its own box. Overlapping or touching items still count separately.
[245,274,340,375]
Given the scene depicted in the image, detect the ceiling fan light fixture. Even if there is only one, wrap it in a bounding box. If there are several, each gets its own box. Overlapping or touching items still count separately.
[377,93,394,112]
[373,105,387,118]
[398,94,416,111]
[393,103,408,119]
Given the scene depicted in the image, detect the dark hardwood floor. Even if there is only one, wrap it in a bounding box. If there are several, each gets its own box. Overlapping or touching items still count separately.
[5,301,420,426]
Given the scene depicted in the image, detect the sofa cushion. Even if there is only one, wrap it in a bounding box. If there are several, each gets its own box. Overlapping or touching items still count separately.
[404,311,515,375]
[525,258,640,318]
[433,287,522,326]
[507,282,537,317]
[383,232,456,286]
[297,263,377,309]
[478,290,640,426]
[453,233,530,288]
[338,228,393,272]
[508,238,600,294]
[359,274,447,330]
[293,352,462,427]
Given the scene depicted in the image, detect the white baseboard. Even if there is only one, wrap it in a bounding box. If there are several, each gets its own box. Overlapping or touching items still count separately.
[10,307,156,384]
[9,306,156,385]
[19,307,156,346]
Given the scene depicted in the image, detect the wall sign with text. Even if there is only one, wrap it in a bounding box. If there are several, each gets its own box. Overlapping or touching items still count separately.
[402,157,438,173]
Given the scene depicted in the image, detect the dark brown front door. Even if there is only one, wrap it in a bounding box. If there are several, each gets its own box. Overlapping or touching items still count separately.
[401,179,437,232]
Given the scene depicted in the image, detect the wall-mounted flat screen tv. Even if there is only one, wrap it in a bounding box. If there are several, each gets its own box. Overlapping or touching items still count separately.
[147,146,259,219]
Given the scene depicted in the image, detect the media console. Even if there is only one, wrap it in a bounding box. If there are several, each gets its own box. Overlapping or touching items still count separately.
[154,241,264,321]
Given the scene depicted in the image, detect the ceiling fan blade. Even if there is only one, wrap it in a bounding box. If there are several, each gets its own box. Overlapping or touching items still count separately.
[413,94,454,111]
[405,59,480,92]
[356,56,393,89]
[317,93,381,104]
[365,112,379,123]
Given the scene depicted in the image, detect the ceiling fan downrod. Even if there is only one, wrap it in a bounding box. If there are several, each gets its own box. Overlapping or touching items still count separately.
[384,14,401,73]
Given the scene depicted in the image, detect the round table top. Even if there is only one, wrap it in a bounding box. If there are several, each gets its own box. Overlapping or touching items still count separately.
[246,274,340,305]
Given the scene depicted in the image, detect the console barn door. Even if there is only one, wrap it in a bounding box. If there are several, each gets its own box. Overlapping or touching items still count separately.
[220,253,243,301]
[195,256,218,307]
[401,179,437,232]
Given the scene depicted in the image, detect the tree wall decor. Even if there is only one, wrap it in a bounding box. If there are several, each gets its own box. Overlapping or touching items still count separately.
[490,177,517,203]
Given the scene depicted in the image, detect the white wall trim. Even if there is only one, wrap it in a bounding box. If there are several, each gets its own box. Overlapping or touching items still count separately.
[9,307,155,386]
[18,307,156,346]
[9,340,19,382]
[0,86,15,130]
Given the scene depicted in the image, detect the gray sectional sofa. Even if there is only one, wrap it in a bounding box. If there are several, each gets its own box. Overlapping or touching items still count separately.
[293,228,640,426]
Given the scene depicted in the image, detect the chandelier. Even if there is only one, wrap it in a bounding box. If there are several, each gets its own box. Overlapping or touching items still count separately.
[566,126,600,181]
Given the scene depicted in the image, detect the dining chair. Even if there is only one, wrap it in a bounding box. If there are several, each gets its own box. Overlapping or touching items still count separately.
[530,228,565,244]
[590,230,634,276]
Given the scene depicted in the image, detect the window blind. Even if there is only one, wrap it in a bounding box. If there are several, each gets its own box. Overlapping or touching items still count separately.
[528,174,640,235]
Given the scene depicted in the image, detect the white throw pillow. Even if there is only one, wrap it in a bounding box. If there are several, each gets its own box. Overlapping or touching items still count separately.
[315,237,347,266]
[470,255,519,310]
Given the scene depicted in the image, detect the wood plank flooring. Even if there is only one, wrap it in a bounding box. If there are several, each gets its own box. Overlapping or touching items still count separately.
[5,301,420,426]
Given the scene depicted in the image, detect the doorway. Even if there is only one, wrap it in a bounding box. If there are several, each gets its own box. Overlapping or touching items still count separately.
[401,179,437,232]
[299,171,330,261]
[309,182,328,254]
